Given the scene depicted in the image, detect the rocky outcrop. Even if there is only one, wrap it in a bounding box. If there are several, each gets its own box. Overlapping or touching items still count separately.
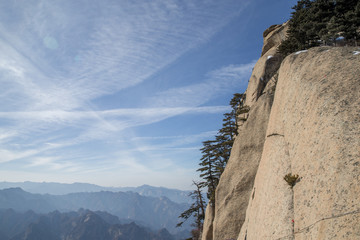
[244,23,288,107]
[202,22,360,240]
[261,23,288,57]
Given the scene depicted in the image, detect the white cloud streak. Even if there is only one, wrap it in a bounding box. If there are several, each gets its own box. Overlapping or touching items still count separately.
[0,106,229,125]
[149,62,256,107]
[0,0,253,187]
[1,0,251,111]
[0,149,40,163]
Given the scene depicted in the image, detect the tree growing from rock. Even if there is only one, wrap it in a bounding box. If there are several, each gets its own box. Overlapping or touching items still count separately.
[278,0,360,56]
[197,93,246,205]
[176,181,206,239]
[177,93,247,237]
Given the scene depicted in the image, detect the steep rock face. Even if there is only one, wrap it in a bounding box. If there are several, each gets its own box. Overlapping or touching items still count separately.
[201,23,288,240]
[213,93,273,240]
[238,47,360,240]
[202,21,360,240]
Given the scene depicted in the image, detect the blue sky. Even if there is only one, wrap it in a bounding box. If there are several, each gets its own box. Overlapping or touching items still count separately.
[0,0,296,190]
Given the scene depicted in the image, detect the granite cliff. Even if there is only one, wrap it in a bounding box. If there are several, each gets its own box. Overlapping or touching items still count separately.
[202,23,360,240]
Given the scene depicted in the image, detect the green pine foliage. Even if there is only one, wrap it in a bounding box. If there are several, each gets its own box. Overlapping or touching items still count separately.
[176,181,206,239]
[278,0,360,56]
[177,93,247,231]
[197,140,219,204]
[197,93,247,205]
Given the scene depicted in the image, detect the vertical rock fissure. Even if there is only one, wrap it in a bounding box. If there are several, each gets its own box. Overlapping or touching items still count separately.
[284,136,295,239]
[266,133,295,239]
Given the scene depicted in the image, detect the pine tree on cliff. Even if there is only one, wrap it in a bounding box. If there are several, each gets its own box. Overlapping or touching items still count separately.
[177,93,247,232]
[288,0,313,50]
[214,93,247,177]
[278,0,360,55]
[198,93,247,204]
[176,181,206,239]
[213,113,236,179]
[197,140,219,203]
[330,0,360,42]
[212,134,230,178]
[306,0,334,44]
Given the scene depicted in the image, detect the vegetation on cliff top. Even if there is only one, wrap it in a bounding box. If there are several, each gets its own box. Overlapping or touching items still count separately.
[278,0,360,56]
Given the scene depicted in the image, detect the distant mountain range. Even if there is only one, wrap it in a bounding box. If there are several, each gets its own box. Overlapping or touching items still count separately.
[0,182,191,204]
[0,187,192,235]
[0,208,178,240]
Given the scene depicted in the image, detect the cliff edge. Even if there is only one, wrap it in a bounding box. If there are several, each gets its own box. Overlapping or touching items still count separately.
[202,23,360,240]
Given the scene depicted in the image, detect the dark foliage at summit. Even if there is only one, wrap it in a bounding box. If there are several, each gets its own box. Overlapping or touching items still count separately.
[278,0,360,56]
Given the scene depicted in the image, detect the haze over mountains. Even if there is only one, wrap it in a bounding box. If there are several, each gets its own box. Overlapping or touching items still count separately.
[0,182,191,204]
[0,208,177,240]
[0,183,193,239]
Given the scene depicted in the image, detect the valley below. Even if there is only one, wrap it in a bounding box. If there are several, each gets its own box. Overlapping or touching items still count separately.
[0,183,192,240]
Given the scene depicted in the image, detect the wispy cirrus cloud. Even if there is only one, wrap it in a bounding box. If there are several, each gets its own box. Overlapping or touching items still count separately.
[0,106,230,127]
[0,0,252,136]
[27,156,80,172]
[0,0,253,188]
[1,0,251,111]
[127,130,219,155]
[0,106,229,163]
[148,62,255,107]
[0,149,40,163]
